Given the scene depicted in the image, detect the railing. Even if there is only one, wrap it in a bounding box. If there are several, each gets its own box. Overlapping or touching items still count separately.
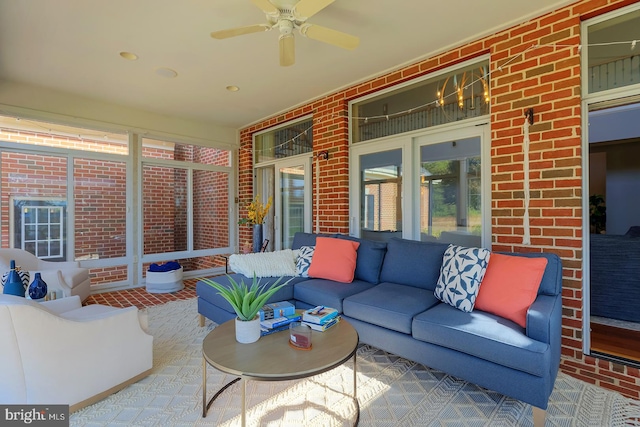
[589,54,640,93]
[356,95,488,143]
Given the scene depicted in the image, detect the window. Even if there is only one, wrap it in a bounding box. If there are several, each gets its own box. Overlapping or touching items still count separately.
[351,60,490,143]
[349,60,490,246]
[1,114,235,290]
[586,7,640,94]
[254,118,313,163]
[18,202,65,259]
[141,137,232,274]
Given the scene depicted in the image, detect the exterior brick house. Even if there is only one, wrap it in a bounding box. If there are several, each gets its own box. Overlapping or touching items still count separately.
[237,0,640,399]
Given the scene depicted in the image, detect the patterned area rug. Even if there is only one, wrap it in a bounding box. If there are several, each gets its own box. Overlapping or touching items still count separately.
[71,299,640,426]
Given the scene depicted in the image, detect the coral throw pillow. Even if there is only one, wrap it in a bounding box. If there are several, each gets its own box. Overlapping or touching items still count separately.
[308,237,360,283]
[474,253,548,328]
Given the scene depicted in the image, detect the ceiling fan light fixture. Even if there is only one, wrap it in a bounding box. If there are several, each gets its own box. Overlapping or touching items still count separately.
[278,19,294,36]
[279,33,295,67]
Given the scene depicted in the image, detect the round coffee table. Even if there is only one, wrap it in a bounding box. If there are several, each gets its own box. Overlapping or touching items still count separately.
[202,316,359,426]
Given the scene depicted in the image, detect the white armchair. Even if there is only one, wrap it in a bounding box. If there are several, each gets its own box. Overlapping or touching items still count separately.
[0,248,91,302]
[0,295,153,412]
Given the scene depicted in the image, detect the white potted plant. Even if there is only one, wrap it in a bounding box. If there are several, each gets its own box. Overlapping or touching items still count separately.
[199,274,288,343]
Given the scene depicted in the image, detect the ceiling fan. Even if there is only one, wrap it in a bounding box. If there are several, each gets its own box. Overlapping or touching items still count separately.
[210,0,359,67]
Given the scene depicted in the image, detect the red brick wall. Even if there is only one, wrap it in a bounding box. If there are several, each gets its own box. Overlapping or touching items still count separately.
[1,152,67,248]
[238,0,640,399]
[74,158,127,260]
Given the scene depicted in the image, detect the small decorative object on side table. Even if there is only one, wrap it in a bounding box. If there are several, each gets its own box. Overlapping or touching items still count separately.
[3,260,27,297]
[28,272,48,300]
[289,321,312,349]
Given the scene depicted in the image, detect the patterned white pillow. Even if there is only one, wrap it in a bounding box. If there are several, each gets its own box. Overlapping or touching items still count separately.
[296,246,315,277]
[434,244,491,312]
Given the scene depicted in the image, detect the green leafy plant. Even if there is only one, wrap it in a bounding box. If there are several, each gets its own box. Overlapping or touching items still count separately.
[199,274,288,321]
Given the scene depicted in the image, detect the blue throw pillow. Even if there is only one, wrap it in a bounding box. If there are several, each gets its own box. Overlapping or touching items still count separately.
[379,238,449,290]
[434,244,491,312]
[291,232,337,250]
[337,235,387,284]
[296,246,315,277]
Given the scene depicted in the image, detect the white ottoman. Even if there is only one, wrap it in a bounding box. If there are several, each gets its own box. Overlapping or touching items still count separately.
[146,267,184,293]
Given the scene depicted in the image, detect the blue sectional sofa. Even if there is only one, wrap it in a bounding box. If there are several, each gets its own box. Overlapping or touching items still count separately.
[196,232,562,426]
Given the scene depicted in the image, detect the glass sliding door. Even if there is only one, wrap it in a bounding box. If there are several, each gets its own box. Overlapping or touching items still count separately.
[275,157,311,249]
[349,122,488,244]
[359,148,403,242]
[418,137,482,247]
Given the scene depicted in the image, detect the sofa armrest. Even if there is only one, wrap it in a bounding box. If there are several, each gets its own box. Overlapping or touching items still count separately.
[10,303,153,407]
[526,294,562,344]
[40,295,82,314]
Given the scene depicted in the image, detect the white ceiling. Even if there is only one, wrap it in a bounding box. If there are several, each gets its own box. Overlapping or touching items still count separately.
[0,0,574,129]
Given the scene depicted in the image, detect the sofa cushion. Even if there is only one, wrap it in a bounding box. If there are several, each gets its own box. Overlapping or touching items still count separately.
[412,303,550,377]
[295,246,315,277]
[308,237,360,283]
[379,238,449,290]
[293,278,375,312]
[337,235,387,284]
[196,274,300,314]
[434,244,490,312]
[343,282,440,334]
[474,253,548,327]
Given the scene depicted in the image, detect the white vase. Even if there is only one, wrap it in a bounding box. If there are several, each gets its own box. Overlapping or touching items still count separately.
[235,316,261,344]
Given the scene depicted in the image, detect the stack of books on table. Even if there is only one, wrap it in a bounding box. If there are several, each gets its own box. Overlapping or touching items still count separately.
[302,306,340,332]
[259,301,301,336]
[259,301,296,321]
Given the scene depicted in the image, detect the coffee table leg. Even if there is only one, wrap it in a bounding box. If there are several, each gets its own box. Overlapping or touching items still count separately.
[353,351,360,426]
[202,357,241,417]
[202,357,207,417]
[241,378,247,427]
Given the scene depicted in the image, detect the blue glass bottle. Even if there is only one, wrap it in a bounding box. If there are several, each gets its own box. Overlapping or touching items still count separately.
[28,272,48,300]
[3,260,26,297]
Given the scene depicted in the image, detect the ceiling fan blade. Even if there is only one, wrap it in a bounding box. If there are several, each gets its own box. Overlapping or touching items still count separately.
[300,24,359,50]
[280,34,295,67]
[210,24,271,39]
[294,0,335,19]
[251,0,279,15]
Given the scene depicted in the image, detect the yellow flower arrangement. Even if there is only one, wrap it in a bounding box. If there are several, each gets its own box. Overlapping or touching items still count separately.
[239,195,272,225]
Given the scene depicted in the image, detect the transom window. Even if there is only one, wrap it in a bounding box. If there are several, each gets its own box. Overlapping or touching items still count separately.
[254,117,313,164]
[350,60,490,143]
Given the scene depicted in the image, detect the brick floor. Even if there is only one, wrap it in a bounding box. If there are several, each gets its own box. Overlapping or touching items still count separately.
[84,278,198,309]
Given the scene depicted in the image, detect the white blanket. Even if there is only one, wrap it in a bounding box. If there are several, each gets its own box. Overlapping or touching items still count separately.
[229,249,298,278]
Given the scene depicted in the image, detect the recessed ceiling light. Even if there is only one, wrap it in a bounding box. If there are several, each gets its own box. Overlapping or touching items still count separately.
[226,86,240,92]
[119,51,138,61]
[155,67,178,78]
